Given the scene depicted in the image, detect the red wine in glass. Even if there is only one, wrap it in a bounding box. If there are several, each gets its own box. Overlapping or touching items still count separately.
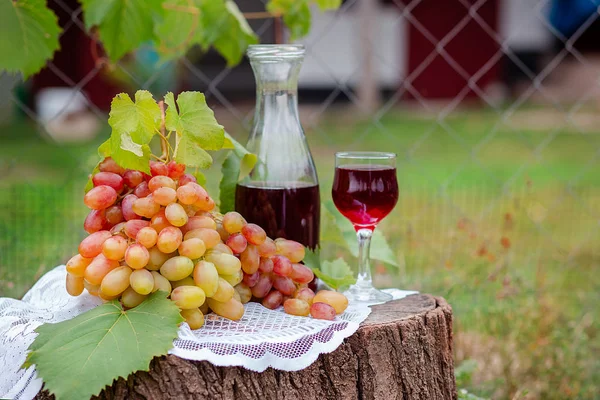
[332,164,399,231]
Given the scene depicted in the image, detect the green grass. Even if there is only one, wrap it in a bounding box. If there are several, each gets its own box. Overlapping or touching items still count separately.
[0,108,598,399]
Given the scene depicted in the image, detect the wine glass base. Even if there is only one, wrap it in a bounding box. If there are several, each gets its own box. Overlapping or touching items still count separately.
[343,285,393,306]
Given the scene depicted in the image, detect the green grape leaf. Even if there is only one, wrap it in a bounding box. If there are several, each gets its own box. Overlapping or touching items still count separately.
[80,0,164,62]
[191,170,207,186]
[84,164,101,193]
[313,257,356,290]
[267,0,311,41]
[23,292,183,400]
[174,134,213,169]
[218,133,257,213]
[315,0,342,11]
[109,91,161,144]
[200,0,258,66]
[320,203,350,249]
[155,0,203,60]
[0,0,61,78]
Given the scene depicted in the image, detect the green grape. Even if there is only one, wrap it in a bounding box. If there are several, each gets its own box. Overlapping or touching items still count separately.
[171,276,195,289]
[205,251,241,275]
[234,283,252,304]
[151,271,172,295]
[160,256,194,281]
[206,297,244,321]
[181,308,205,330]
[178,238,206,259]
[129,269,154,295]
[313,290,348,314]
[211,277,235,302]
[171,286,206,309]
[66,273,84,296]
[121,287,147,308]
[147,246,170,271]
[283,299,310,317]
[220,269,243,287]
[193,261,219,297]
[212,242,234,255]
[100,266,132,297]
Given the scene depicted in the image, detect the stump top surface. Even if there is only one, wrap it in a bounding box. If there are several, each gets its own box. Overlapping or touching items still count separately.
[362,293,437,326]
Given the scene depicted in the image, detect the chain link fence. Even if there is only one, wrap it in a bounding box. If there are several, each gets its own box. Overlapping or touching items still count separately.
[1,0,600,398]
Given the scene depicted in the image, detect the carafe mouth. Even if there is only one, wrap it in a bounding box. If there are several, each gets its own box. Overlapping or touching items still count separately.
[247,45,305,61]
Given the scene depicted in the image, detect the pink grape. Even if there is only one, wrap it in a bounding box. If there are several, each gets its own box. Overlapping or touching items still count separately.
[222,211,246,234]
[257,237,276,258]
[132,195,160,218]
[129,269,154,295]
[234,283,253,304]
[121,194,139,221]
[125,244,150,269]
[152,187,177,206]
[101,235,128,261]
[105,205,123,225]
[66,254,92,277]
[178,238,206,259]
[123,170,144,188]
[92,172,124,192]
[241,223,266,245]
[124,219,151,239]
[110,222,126,235]
[283,299,310,317]
[157,226,183,253]
[84,209,106,234]
[183,228,220,249]
[273,276,296,296]
[258,257,274,273]
[226,233,247,254]
[176,183,199,205]
[216,222,229,241]
[294,287,315,305]
[167,161,186,179]
[272,255,292,277]
[240,244,260,274]
[148,175,176,192]
[84,254,119,285]
[150,209,171,233]
[290,263,314,284]
[178,173,197,186]
[275,239,305,263]
[251,274,273,298]
[310,302,336,320]
[181,216,216,234]
[84,185,117,210]
[165,203,188,227]
[79,230,112,258]
[160,256,194,281]
[98,157,125,175]
[242,271,260,287]
[149,160,168,176]
[136,226,158,248]
[134,181,151,198]
[262,290,283,310]
[191,184,213,211]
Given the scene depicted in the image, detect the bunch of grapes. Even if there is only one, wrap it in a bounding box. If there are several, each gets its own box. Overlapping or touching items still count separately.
[65,157,348,329]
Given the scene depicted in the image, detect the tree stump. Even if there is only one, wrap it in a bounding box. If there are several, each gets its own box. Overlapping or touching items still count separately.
[36,294,456,400]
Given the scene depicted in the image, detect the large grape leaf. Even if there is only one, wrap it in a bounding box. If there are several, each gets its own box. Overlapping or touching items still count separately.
[24,292,183,400]
[219,133,257,213]
[200,0,258,66]
[0,0,61,78]
[154,0,203,60]
[80,0,164,62]
[304,250,355,290]
[267,0,311,41]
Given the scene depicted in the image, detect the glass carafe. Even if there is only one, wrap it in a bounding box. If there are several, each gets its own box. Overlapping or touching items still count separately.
[235,45,320,249]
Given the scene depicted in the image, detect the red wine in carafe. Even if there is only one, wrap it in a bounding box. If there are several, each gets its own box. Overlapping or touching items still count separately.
[235,182,320,249]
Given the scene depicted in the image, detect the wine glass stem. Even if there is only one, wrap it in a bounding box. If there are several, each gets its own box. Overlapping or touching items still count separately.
[356,228,373,288]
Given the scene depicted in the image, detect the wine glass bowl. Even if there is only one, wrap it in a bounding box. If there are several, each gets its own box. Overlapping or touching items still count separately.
[332,152,398,304]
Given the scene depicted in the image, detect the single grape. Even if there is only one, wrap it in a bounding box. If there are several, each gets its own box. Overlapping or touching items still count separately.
[182,204,198,217]
[83,280,100,296]
[241,224,266,246]
[150,209,171,233]
[110,222,126,235]
[105,205,124,225]
[275,239,305,263]
[121,287,147,308]
[152,187,177,206]
[149,160,168,177]
[165,203,189,227]
[178,173,197,186]
[178,238,206,259]
[124,219,151,239]
[193,260,219,297]
[258,257,274,274]
[313,290,349,314]
[132,195,160,218]
[84,254,119,285]
[101,235,128,261]
[294,287,315,305]
[222,211,246,234]
[171,276,196,289]
[199,302,209,315]
[273,276,296,296]
[242,271,260,288]
[151,271,172,294]
[136,227,158,248]
[238,244,259,274]
[211,277,235,302]
[176,183,199,205]
[181,216,216,234]
[121,194,139,221]
[66,273,85,296]
[157,226,183,253]
[310,302,336,320]
[149,175,176,192]
[212,242,234,255]
[184,228,220,249]
[84,185,118,210]
[92,172,124,192]
[123,169,144,188]
[181,308,205,330]
[204,251,241,275]
[234,283,252,304]
[147,246,171,271]
[134,181,151,198]
[226,233,247,254]
[84,209,107,234]
[262,290,283,310]
[171,286,206,309]
[272,255,292,277]
[191,184,213,211]
[79,230,112,258]
[283,299,310,317]
[100,266,132,297]
[220,269,243,287]
[251,274,273,298]
[290,263,314,284]
[129,269,154,295]
[125,244,150,269]
[233,290,241,303]
[216,222,229,241]
[99,157,126,175]
[66,254,92,277]
[257,237,277,258]
[160,256,194,281]
[167,161,186,179]
[206,297,244,321]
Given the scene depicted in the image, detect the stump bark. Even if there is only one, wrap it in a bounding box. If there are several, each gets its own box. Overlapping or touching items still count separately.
[36,294,456,400]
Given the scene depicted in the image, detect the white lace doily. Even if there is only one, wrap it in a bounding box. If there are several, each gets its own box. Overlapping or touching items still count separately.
[0,266,416,400]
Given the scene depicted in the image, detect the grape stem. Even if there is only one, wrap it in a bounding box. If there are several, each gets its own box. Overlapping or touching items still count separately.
[158,100,169,162]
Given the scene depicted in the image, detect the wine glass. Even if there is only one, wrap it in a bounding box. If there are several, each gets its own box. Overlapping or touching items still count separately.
[332,152,399,304]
